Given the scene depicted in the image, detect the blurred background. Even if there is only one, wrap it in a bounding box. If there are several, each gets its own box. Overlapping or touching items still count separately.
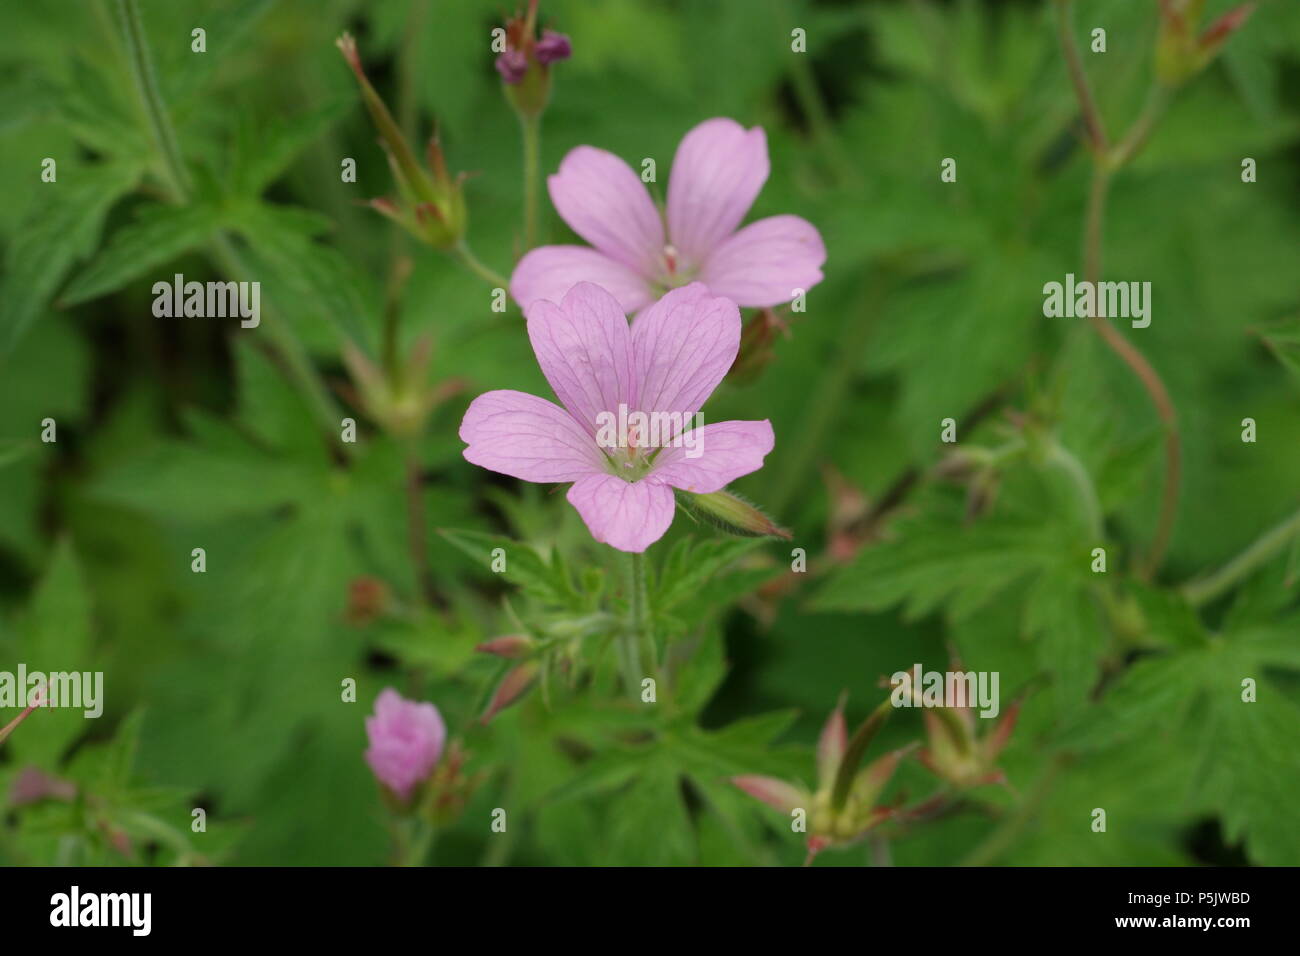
[1,0,1298,866]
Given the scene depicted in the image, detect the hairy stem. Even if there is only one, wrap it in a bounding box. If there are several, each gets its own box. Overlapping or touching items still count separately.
[520,113,542,250]
[1054,0,1108,153]
[452,240,511,290]
[115,0,192,200]
[209,234,348,448]
[405,443,432,606]
[1058,1,1181,579]
[621,551,649,697]
[1046,440,1103,541]
[0,693,44,747]
[1181,505,1300,607]
[117,0,344,449]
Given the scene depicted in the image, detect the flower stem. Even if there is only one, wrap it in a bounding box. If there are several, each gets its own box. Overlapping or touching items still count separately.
[1056,0,1182,579]
[405,441,432,606]
[621,551,650,698]
[1181,505,1300,608]
[0,693,43,747]
[1045,440,1103,541]
[451,240,511,290]
[394,816,435,866]
[1053,0,1108,153]
[115,0,192,200]
[520,113,542,250]
[208,234,349,451]
[116,0,345,451]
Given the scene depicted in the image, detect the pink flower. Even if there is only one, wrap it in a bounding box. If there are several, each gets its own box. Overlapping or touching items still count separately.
[364,688,447,802]
[510,117,826,314]
[459,281,775,553]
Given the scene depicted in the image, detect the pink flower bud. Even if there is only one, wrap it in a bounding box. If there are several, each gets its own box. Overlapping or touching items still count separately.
[476,634,535,659]
[480,662,539,724]
[535,30,571,64]
[495,49,529,84]
[364,688,446,803]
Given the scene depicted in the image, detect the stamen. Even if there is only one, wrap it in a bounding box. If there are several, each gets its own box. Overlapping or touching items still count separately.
[663,244,679,276]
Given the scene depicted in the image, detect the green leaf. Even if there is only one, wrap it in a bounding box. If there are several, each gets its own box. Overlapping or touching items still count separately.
[814,506,1063,620]
[60,202,221,306]
[438,528,583,611]
[1260,319,1300,387]
[1023,574,1106,719]
[232,99,351,196]
[3,541,96,767]
[1202,685,1300,865]
[668,627,728,715]
[231,203,375,348]
[654,536,765,613]
[0,162,141,354]
[1058,650,1208,752]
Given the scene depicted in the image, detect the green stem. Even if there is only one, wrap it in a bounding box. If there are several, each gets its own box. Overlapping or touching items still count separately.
[1045,441,1103,541]
[405,440,432,606]
[116,0,344,450]
[1053,0,1108,153]
[1182,505,1300,608]
[209,235,348,448]
[621,551,649,698]
[115,0,192,200]
[452,240,511,290]
[1108,85,1170,170]
[0,695,43,746]
[394,816,435,866]
[520,113,541,249]
[1056,3,1182,579]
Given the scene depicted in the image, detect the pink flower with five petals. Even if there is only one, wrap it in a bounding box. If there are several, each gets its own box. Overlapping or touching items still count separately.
[510,118,826,314]
[460,281,774,552]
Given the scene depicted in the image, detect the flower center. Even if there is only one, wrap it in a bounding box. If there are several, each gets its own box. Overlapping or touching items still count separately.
[656,243,694,290]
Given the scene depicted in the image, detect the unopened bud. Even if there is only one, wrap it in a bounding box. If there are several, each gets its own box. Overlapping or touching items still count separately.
[480,661,539,724]
[534,30,572,65]
[1156,1,1255,87]
[476,635,535,659]
[674,488,791,540]
[337,33,467,248]
[496,3,571,118]
[345,576,391,626]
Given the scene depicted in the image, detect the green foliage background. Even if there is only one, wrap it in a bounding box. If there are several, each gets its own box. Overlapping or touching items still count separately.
[1,0,1298,866]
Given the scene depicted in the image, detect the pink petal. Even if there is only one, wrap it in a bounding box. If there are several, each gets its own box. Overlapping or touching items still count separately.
[699,214,826,308]
[666,118,769,267]
[548,146,664,274]
[731,775,807,815]
[651,420,774,494]
[526,282,636,437]
[510,245,654,314]
[460,389,603,483]
[630,283,740,418]
[565,473,675,553]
